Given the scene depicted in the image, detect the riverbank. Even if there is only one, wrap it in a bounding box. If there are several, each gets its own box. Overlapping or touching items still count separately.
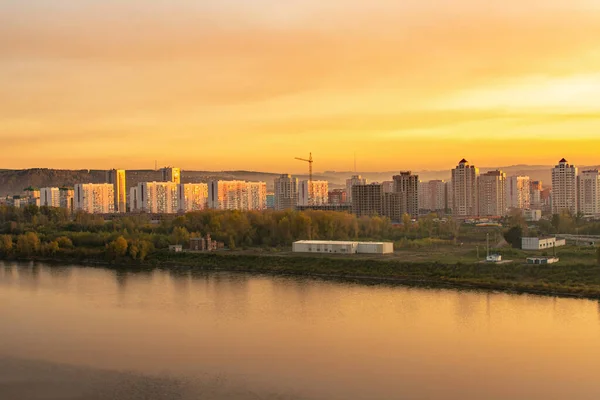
[4,250,600,300]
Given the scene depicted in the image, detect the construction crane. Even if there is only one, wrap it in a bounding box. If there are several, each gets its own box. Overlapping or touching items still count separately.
[294,153,313,182]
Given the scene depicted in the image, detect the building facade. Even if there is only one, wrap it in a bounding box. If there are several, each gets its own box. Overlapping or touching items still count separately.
[506,176,530,210]
[393,171,419,218]
[328,189,347,205]
[74,183,115,214]
[530,181,543,210]
[419,180,447,213]
[346,175,367,203]
[40,187,60,208]
[551,158,578,215]
[106,169,127,213]
[274,174,298,210]
[478,170,506,217]
[59,188,74,213]
[578,170,600,217]
[351,183,383,217]
[136,182,179,213]
[208,180,267,210]
[161,167,181,184]
[451,159,479,217]
[298,180,328,207]
[178,183,208,212]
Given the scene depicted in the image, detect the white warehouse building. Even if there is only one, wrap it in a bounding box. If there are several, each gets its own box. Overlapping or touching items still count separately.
[292,240,394,255]
[521,237,566,251]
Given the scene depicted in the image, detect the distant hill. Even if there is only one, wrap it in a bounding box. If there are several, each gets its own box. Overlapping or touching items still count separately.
[1,165,598,197]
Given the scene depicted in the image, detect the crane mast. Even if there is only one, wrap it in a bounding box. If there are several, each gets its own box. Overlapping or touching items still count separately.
[294,153,313,182]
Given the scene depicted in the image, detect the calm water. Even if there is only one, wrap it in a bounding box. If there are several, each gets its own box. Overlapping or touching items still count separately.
[1,262,600,399]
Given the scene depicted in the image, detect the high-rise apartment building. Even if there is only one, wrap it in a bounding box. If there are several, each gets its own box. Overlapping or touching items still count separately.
[393,172,419,218]
[136,182,179,213]
[419,180,447,213]
[274,174,298,210]
[298,180,328,206]
[551,158,578,215]
[178,183,208,212]
[478,170,506,217]
[40,187,60,208]
[328,189,347,205]
[248,182,268,210]
[381,181,395,193]
[351,183,383,217]
[530,181,543,210]
[578,170,600,217]
[106,169,126,213]
[346,175,367,203]
[383,192,404,222]
[506,176,530,210]
[208,180,267,210]
[161,167,181,184]
[74,183,115,214]
[452,159,479,217]
[59,187,74,213]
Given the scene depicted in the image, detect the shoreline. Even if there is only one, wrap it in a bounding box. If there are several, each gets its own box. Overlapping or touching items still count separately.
[3,251,600,300]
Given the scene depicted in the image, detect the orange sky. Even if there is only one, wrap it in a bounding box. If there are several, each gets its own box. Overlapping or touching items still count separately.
[1,0,600,172]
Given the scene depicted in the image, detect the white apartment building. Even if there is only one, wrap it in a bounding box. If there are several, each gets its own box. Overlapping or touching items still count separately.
[40,187,61,208]
[274,174,298,210]
[74,183,115,214]
[506,176,530,210]
[578,170,600,217]
[298,180,329,206]
[208,180,267,211]
[178,183,208,212]
[136,182,179,213]
[551,158,578,215]
[452,159,479,217]
[478,170,506,217]
[346,175,367,203]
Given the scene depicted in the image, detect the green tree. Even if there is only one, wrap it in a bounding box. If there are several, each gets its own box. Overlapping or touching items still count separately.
[107,236,128,260]
[0,235,13,255]
[171,226,190,245]
[16,232,40,257]
[503,226,523,249]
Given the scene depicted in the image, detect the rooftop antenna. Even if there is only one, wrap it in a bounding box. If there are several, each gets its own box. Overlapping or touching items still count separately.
[154,160,158,171]
[354,152,357,173]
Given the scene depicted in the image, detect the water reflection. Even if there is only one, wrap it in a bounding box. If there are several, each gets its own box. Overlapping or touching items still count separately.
[1,262,600,400]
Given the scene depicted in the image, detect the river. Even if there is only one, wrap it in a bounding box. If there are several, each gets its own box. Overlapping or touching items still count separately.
[1,262,600,399]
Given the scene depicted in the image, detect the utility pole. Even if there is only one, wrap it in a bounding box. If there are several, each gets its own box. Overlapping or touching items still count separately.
[486,233,490,258]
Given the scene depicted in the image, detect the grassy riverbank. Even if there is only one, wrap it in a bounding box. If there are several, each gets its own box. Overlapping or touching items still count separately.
[6,248,600,299]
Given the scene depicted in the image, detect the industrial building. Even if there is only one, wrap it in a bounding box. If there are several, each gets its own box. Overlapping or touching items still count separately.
[292,240,394,254]
[521,237,566,250]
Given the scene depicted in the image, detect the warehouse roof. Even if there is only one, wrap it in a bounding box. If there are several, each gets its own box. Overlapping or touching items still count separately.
[294,240,391,245]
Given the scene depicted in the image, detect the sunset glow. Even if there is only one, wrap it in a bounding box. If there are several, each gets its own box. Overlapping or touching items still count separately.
[2,0,600,171]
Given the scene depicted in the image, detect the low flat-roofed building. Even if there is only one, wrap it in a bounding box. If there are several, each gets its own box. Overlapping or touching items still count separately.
[521,237,566,250]
[526,256,559,264]
[292,240,393,254]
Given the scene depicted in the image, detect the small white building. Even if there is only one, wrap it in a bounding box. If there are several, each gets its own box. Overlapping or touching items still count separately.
[521,237,566,250]
[523,209,542,222]
[168,245,183,253]
[292,240,393,255]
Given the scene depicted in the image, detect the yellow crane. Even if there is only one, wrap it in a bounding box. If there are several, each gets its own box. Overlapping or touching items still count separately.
[294,153,313,182]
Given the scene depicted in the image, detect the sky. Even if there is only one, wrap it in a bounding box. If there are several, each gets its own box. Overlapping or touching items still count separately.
[2,0,600,172]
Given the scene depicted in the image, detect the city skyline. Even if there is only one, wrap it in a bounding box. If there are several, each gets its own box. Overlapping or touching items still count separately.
[2,1,600,170]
